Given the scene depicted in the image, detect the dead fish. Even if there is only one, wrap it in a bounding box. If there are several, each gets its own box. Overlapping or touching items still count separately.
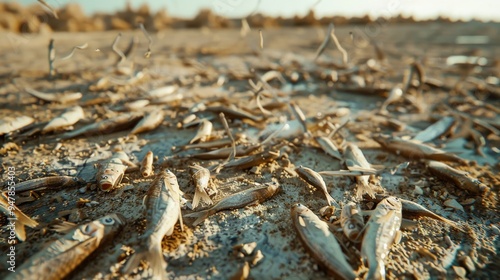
[190,143,260,160]
[190,164,212,209]
[315,136,342,160]
[12,175,83,194]
[42,106,84,133]
[258,120,303,141]
[124,99,150,111]
[343,143,378,199]
[8,214,125,280]
[97,151,134,191]
[380,87,403,113]
[223,150,280,170]
[185,182,280,226]
[289,102,309,135]
[146,85,179,98]
[340,201,364,243]
[59,113,142,140]
[25,87,82,103]
[140,151,154,178]
[122,170,182,279]
[428,161,489,194]
[189,119,213,144]
[0,116,35,135]
[205,106,263,123]
[373,134,467,164]
[361,196,402,280]
[295,165,339,208]
[0,193,39,241]
[130,109,164,135]
[177,138,234,151]
[413,116,455,143]
[291,203,357,280]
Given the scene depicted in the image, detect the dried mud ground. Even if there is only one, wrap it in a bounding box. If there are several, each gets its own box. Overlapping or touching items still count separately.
[1,22,499,279]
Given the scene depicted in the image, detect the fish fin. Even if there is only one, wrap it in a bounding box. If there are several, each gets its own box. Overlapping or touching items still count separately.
[142,195,148,210]
[122,242,166,279]
[356,182,376,200]
[192,189,213,209]
[51,220,78,233]
[184,209,210,226]
[325,194,339,209]
[15,224,27,242]
[377,210,397,224]
[178,206,184,232]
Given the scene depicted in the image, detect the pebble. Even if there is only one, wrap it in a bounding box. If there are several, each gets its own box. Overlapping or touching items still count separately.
[444,199,464,211]
[251,250,264,267]
[452,266,467,278]
[461,198,476,205]
[491,224,500,235]
[459,255,476,273]
[413,185,423,195]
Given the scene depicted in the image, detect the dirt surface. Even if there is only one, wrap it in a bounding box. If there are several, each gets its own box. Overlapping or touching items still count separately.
[0,22,499,280]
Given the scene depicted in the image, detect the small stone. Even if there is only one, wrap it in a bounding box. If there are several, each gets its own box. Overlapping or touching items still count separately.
[444,199,464,211]
[491,224,500,235]
[453,266,467,278]
[251,250,264,267]
[459,255,475,273]
[413,185,423,195]
[241,242,257,256]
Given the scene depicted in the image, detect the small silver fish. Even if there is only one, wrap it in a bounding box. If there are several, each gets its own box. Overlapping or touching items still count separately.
[25,87,82,104]
[427,160,489,194]
[97,151,133,191]
[59,113,142,140]
[189,119,212,144]
[315,136,343,161]
[42,106,84,133]
[8,214,125,280]
[340,201,364,243]
[190,164,213,209]
[185,182,280,226]
[122,170,183,279]
[13,176,83,194]
[343,143,378,199]
[130,109,164,135]
[295,165,339,208]
[0,193,39,241]
[361,196,402,280]
[291,203,357,280]
[0,116,35,136]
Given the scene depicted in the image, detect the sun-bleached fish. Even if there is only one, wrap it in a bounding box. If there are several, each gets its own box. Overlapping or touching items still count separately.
[140,151,154,177]
[291,203,356,280]
[185,182,280,226]
[413,116,455,143]
[427,160,489,194]
[13,175,83,194]
[340,201,365,243]
[361,196,402,280]
[7,214,125,280]
[97,151,135,191]
[0,193,39,242]
[0,116,35,135]
[146,85,179,98]
[190,164,213,209]
[130,109,164,135]
[295,165,339,208]
[59,113,142,140]
[343,143,378,199]
[315,136,342,160]
[42,106,84,133]
[373,134,467,164]
[223,150,280,170]
[25,87,82,103]
[189,119,212,144]
[122,170,183,279]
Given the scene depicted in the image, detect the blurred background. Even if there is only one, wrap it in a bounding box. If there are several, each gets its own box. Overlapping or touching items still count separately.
[2,0,499,33]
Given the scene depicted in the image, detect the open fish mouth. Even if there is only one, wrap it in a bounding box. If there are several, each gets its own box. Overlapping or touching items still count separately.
[100,182,113,191]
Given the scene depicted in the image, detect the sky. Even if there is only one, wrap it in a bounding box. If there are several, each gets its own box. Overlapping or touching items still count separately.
[15,0,500,21]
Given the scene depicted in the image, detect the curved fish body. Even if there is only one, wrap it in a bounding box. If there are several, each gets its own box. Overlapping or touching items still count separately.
[224,150,279,170]
[0,194,39,242]
[42,106,84,133]
[361,196,402,280]
[25,87,82,103]
[340,201,365,243]
[13,176,82,194]
[291,204,357,280]
[130,109,164,135]
[7,214,125,280]
[315,136,342,160]
[185,182,280,226]
[343,143,377,199]
[97,151,131,191]
[427,161,489,194]
[190,143,260,160]
[59,113,142,140]
[122,170,182,279]
[295,165,339,208]
[0,116,35,135]
[373,134,467,164]
[189,119,212,144]
[190,164,212,209]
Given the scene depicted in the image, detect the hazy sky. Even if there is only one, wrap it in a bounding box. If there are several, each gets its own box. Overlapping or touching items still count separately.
[15,0,500,21]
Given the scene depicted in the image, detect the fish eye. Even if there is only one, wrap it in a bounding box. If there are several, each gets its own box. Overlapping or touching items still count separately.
[102,175,108,180]
[101,217,115,225]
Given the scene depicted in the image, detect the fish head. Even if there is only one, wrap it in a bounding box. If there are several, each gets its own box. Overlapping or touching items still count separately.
[291,203,309,214]
[95,213,126,238]
[372,134,391,147]
[99,169,124,191]
[265,181,281,194]
[382,196,402,210]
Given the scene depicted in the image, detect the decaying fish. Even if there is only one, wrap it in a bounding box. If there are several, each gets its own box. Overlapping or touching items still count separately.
[380,87,403,113]
[343,143,378,199]
[42,106,84,133]
[177,138,234,151]
[122,170,183,279]
[315,136,343,160]
[185,182,280,226]
[0,193,39,241]
[258,120,304,142]
[97,151,134,191]
[340,201,365,243]
[413,116,455,143]
[146,85,179,98]
[373,134,467,164]
[190,164,213,209]
[291,203,357,280]
[130,109,164,135]
[223,150,280,170]
[190,143,261,160]
[8,214,125,280]
[140,151,154,178]
[12,175,83,194]
[59,113,142,140]
[25,87,82,103]
[295,165,339,208]
[361,196,402,280]
[428,161,489,194]
[205,106,263,123]
[189,119,212,144]
[0,116,35,135]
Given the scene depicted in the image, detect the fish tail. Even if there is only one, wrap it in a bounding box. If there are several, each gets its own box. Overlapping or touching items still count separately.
[356,182,376,200]
[192,189,213,209]
[14,212,38,242]
[122,239,167,279]
[184,209,211,226]
[366,262,385,280]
